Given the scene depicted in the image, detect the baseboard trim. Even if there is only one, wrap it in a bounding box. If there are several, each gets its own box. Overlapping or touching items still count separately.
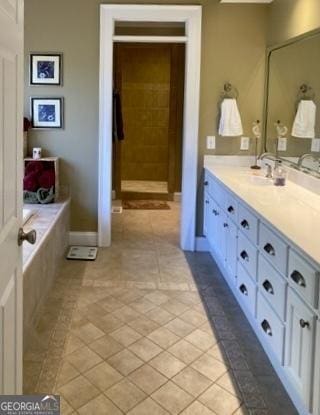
[195,236,209,252]
[69,232,98,247]
[173,192,181,202]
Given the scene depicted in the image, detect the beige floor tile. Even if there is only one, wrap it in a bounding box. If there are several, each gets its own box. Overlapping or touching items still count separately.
[185,329,217,351]
[128,337,162,362]
[147,327,179,349]
[180,309,207,327]
[63,335,86,356]
[105,379,146,412]
[60,397,74,415]
[117,289,144,304]
[93,313,124,333]
[111,305,141,323]
[164,317,195,337]
[128,364,167,395]
[84,362,123,391]
[98,296,124,312]
[216,371,242,398]
[72,322,105,344]
[109,325,142,347]
[77,393,123,415]
[149,351,186,378]
[144,291,170,305]
[88,335,124,359]
[172,366,212,397]
[146,307,175,325]
[58,375,100,409]
[130,298,158,314]
[180,401,215,415]
[127,316,160,336]
[191,354,228,382]
[66,346,103,373]
[56,361,80,387]
[127,397,170,415]
[108,349,144,376]
[168,339,203,365]
[161,300,190,316]
[206,344,228,363]
[152,381,193,415]
[199,383,242,415]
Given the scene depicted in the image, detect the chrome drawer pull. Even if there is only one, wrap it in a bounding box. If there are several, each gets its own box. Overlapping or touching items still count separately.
[204,181,208,186]
[239,284,248,296]
[241,219,250,230]
[212,209,219,216]
[290,270,306,288]
[264,243,275,256]
[261,319,272,336]
[240,250,249,261]
[300,319,310,329]
[227,205,234,214]
[262,280,274,295]
[223,223,228,228]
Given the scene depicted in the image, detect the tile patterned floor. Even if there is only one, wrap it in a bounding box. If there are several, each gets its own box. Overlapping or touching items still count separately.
[24,203,298,415]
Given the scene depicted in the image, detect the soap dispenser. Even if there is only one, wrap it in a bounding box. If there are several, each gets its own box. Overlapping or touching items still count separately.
[273,161,287,186]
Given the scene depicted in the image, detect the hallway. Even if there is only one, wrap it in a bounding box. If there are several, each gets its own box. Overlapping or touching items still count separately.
[23,203,297,415]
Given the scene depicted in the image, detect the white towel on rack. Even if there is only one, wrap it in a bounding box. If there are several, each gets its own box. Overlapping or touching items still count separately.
[218,98,243,137]
[291,100,316,138]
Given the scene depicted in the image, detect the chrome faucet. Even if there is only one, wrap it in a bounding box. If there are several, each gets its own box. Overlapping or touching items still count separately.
[259,152,278,162]
[298,153,320,170]
[265,163,273,179]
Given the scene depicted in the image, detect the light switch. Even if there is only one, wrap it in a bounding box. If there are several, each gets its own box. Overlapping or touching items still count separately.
[206,135,216,150]
[277,137,287,151]
[311,138,320,152]
[240,136,250,151]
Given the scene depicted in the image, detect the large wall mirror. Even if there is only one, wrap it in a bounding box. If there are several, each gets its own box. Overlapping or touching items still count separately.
[264,29,320,175]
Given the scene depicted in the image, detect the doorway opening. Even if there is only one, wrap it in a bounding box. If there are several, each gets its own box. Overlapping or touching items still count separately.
[113,43,185,201]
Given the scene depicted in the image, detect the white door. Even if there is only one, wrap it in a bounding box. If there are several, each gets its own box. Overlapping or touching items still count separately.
[0,0,24,394]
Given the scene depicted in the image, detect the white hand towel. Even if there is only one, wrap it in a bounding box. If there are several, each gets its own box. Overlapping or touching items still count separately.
[291,100,316,138]
[218,98,243,137]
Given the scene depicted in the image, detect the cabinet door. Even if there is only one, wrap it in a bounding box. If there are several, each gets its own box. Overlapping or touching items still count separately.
[207,199,219,251]
[216,209,227,263]
[225,220,237,282]
[203,191,211,236]
[285,289,316,411]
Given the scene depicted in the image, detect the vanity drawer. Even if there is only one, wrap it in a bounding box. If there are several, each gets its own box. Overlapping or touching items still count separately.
[238,204,258,244]
[258,254,287,321]
[211,179,226,208]
[259,223,288,276]
[288,250,320,308]
[224,192,238,222]
[238,232,258,280]
[257,292,285,364]
[204,170,213,196]
[237,263,257,317]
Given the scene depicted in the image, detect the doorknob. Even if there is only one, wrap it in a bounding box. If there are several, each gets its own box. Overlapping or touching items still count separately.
[18,228,37,246]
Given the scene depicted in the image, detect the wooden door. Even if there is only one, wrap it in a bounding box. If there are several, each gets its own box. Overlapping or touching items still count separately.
[0,0,24,394]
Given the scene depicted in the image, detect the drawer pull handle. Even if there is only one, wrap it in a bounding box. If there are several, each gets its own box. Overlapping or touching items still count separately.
[261,319,272,336]
[290,270,306,288]
[204,181,208,186]
[241,219,250,230]
[262,280,274,295]
[223,223,228,228]
[212,209,219,216]
[300,319,310,329]
[205,200,209,205]
[240,250,249,261]
[239,284,248,296]
[264,243,275,256]
[228,206,234,214]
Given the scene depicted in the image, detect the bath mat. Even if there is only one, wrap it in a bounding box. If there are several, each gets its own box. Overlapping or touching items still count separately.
[66,246,98,261]
[123,200,170,210]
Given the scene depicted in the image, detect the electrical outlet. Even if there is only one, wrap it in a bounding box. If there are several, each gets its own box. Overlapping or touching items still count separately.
[311,138,320,152]
[277,137,287,151]
[206,135,216,150]
[240,136,250,151]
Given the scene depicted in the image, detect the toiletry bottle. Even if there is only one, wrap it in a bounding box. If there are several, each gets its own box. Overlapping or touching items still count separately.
[273,161,287,186]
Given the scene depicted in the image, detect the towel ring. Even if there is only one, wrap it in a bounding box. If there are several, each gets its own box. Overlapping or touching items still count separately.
[221,82,239,100]
[297,83,315,101]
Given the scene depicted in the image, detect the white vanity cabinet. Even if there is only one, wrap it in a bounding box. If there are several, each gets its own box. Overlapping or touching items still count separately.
[203,168,320,415]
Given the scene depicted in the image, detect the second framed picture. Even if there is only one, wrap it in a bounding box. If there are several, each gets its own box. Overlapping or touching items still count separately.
[31,98,64,129]
[30,53,62,86]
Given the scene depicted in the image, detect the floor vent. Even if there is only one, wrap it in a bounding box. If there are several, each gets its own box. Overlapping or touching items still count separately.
[66,246,98,261]
[112,206,123,214]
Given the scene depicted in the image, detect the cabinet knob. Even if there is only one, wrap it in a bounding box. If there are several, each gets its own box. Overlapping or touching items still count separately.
[212,209,219,216]
[264,243,275,256]
[205,200,209,204]
[290,270,306,288]
[239,284,248,296]
[262,279,274,295]
[204,181,208,186]
[223,223,228,228]
[227,206,234,214]
[241,219,250,230]
[299,319,310,329]
[240,250,249,261]
[261,319,272,336]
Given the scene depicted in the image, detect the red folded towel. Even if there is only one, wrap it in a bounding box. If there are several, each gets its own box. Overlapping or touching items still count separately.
[23,172,39,192]
[38,169,55,189]
[25,161,44,175]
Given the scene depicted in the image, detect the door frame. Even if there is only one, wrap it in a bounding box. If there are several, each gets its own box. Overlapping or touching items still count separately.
[98,4,202,250]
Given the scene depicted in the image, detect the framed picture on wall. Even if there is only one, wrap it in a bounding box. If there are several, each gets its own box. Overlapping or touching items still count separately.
[31,97,64,129]
[30,53,62,85]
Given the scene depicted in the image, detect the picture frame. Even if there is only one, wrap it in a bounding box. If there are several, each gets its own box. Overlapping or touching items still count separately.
[30,53,62,86]
[31,97,64,129]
